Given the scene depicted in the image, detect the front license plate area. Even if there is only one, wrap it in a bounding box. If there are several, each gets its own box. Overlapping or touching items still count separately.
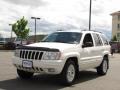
[22,60,33,68]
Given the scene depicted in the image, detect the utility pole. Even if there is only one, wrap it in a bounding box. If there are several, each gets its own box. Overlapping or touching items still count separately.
[89,0,92,31]
[9,24,13,41]
[31,17,41,42]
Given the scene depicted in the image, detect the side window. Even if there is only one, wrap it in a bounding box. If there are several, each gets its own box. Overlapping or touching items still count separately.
[93,33,103,46]
[101,35,109,45]
[82,33,94,47]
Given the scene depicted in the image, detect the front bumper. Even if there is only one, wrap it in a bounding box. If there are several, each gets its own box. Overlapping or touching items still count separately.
[13,56,65,74]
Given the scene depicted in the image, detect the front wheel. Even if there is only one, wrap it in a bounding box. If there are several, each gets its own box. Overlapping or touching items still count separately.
[60,61,76,86]
[97,57,109,75]
[17,69,34,79]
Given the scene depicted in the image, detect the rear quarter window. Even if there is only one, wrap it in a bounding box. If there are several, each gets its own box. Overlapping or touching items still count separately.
[101,35,109,45]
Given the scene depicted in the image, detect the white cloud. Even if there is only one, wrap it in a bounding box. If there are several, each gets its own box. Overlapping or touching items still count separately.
[0,0,120,38]
[4,0,47,7]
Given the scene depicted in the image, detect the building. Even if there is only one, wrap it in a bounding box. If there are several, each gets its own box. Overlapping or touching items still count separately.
[111,11,120,41]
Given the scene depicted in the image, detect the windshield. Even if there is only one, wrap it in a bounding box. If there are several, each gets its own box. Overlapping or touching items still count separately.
[42,32,82,44]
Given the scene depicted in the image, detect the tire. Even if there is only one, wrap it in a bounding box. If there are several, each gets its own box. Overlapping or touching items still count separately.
[17,69,34,79]
[60,60,76,86]
[97,57,109,75]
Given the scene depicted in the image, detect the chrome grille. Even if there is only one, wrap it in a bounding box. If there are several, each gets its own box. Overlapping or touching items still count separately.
[20,50,43,60]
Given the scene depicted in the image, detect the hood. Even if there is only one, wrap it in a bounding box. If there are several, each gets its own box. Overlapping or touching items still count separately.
[26,42,76,51]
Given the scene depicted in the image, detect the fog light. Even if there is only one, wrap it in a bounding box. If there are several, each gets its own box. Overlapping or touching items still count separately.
[48,68,55,72]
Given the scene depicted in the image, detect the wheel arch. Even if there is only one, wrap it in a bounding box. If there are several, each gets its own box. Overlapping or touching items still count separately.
[103,54,109,69]
[65,57,79,72]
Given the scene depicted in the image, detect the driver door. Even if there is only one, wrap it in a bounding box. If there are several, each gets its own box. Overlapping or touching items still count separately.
[80,33,95,70]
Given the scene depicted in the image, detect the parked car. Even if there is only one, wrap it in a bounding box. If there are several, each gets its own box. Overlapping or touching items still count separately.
[13,30,111,85]
[0,35,6,48]
[4,37,29,50]
[4,41,16,50]
[14,38,27,46]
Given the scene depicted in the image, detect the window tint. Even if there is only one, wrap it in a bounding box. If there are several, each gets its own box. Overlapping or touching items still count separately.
[101,35,109,45]
[83,33,94,47]
[93,33,103,46]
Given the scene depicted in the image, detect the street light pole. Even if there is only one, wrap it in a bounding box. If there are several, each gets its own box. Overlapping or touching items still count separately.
[9,24,13,41]
[89,0,92,31]
[31,17,41,42]
[34,19,37,43]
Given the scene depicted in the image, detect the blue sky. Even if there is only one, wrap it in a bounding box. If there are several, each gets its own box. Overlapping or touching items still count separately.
[0,0,120,38]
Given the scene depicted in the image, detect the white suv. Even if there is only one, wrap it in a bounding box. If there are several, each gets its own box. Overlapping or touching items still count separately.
[13,30,111,85]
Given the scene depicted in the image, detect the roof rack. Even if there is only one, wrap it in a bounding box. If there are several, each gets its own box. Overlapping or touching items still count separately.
[81,29,102,33]
[91,30,102,33]
[81,29,88,31]
[57,29,64,31]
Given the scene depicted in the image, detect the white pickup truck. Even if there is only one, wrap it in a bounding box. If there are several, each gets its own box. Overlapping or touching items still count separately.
[13,30,111,85]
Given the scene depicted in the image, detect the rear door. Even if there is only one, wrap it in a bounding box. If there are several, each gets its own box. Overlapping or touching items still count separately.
[91,33,104,66]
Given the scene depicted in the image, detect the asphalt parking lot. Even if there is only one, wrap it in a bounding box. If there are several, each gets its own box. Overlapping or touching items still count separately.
[0,51,120,90]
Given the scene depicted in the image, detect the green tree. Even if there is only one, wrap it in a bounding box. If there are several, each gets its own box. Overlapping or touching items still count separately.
[12,16,30,44]
[111,35,117,41]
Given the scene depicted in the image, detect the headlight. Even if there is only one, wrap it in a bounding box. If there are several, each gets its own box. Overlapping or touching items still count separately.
[15,49,20,57]
[42,52,61,60]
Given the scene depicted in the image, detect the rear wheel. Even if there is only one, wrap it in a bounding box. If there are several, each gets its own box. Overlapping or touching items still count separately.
[97,57,108,75]
[17,69,34,79]
[60,60,76,86]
